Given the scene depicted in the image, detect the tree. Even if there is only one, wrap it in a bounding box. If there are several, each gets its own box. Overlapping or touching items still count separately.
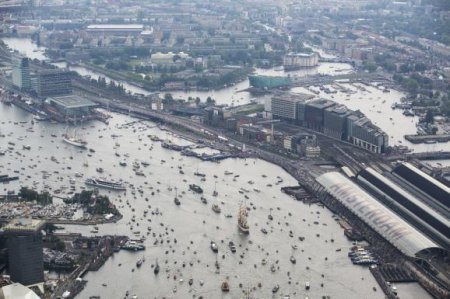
[425,109,434,124]
[404,78,419,93]
[163,93,174,105]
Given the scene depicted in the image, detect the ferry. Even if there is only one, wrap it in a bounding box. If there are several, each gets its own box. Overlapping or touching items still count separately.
[121,241,145,251]
[85,178,126,191]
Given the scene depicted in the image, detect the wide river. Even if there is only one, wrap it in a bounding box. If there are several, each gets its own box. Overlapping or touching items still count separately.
[0,37,439,299]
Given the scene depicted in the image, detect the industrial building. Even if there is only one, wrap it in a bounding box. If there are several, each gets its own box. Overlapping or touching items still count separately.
[85,24,144,36]
[46,95,97,118]
[357,167,450,249]
[392,162,450,209]
[283,133,320,158]
[283,52,319,70]
[316,172,443,258]
[11,57,31,91]
[3,218,45,286]
[36,69,72,98]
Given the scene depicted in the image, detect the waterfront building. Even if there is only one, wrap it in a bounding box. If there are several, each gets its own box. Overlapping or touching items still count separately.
[3,218,45,286]
[46,95,97,118]
[86,24,144,36]
[11,57,31,91]
[248,75,292,89]
[304,99,335,132]
[270,93,314,121]
[36,69,72,97]
[150,52,189,66]
[324,104,352,140]
[283,52,319,70]
[346,112,389,154]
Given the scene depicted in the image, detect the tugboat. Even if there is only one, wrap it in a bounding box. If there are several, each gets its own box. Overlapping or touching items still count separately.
[238,203,250,234]
[221,281,230,292]
[212,204,221,213]
[210,241,218,253]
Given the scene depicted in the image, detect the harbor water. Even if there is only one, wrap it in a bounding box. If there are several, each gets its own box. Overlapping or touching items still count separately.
[0,102,433,299]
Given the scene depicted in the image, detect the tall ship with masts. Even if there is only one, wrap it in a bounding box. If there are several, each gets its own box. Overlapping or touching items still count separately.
[238,203,250,234]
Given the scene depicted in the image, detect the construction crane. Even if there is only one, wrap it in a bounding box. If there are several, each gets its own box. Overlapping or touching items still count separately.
[256,119,280,143]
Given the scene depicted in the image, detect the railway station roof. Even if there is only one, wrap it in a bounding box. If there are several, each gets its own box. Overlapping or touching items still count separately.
[316,172,443,257]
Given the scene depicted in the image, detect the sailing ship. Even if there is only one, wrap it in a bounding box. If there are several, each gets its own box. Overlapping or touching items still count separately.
[63,134,87,148]
[238,203,250,234]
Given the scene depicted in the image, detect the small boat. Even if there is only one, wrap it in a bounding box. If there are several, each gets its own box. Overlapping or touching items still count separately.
[221,281,230,292]
[154,262,160,275]
[189,184,203,194]
[290,256,296,264]
[212,204,221,213]
[210,241,218,253]
[136,258,143,267]
[272,284,279,293]
[229,241,236,253]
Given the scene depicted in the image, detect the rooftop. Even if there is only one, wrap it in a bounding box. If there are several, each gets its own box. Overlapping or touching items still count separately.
[87,24,144,30]
[272,93,314,103]
[307,99,336,109]
[48,95,97,109]
[3,218,45,233]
